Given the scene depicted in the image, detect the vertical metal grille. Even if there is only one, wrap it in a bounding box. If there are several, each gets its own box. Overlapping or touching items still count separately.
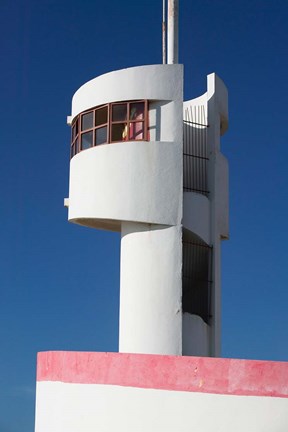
[182,232,212,324]
[183,105,209,196]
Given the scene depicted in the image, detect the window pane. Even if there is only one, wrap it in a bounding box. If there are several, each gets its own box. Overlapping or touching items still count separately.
[95,106,108,126]
[72,125,76,140]
[75,119,79,135]
[130,102,144,120]
[81,112,93,131]
[74,137,79,154]
[95,126,107,145]
[129,122,144,140]
[81,131,93,150]
[112,104,127,122]
[111,123,127,142]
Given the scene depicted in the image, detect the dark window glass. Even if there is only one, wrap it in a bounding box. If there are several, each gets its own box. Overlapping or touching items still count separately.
[95,106,108,126]
[129,122,144,140]
[130,102,144,120]
[74,137,78,153]
[81,112,93,131]
[112,104,127,122]
[111,123,127,142]
[95,126,107,145]
[70,100,148,159]
[81,131,93,150]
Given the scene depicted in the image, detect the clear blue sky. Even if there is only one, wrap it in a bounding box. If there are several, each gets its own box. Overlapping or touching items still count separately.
[1,0,288,430]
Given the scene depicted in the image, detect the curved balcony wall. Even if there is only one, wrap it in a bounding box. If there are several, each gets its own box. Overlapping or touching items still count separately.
[70,65,183,123]
[68,140,182,230]
[67,64,183,230]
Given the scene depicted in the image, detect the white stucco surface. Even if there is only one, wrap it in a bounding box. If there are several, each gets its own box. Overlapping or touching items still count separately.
[35,381,288,432]
[182,73,229,356]
[68,140,182,229]
[119,222,182,355]
[67,64,184,356]
[183,192,210,244]
[182,313,210,356]
[207,73,228,135]
[70,64,183,120]
[66,65,229,358]
[183,93,207,113]
[68,63,183,233]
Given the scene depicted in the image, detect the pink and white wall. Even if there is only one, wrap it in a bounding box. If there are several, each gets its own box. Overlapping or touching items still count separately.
[35,351,288,432]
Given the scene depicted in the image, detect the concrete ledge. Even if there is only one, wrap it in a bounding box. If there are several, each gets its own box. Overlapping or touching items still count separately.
[37,351,288,398]
[35,352,288,432]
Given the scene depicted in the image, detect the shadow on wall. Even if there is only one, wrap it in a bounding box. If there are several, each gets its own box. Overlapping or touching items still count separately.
[149,101,171,141]
[182,229,212,325]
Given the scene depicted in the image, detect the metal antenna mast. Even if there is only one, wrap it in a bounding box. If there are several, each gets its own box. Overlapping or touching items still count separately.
[167,0,179,64]
[162,0,166,64]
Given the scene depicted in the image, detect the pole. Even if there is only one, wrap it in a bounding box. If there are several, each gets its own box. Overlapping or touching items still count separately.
[162,0,166,64]
[167,0,179,64]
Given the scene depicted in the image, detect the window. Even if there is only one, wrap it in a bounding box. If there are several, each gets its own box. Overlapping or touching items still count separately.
[70,100,148,158]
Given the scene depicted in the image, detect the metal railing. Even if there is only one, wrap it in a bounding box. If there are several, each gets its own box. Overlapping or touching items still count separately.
[183,105,209,196]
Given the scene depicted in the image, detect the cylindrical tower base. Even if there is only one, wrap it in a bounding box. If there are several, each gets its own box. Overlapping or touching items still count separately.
[119,222,182,355]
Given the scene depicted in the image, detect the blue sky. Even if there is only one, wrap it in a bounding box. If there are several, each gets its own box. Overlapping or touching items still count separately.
[1,0,288,430]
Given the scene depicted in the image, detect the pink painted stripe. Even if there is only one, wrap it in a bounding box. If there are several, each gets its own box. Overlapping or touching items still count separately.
[37,351,288,398]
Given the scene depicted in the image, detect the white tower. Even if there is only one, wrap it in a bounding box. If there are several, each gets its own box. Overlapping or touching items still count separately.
[65,0,228,357]
[35,63,288,432]
[34,5,288,430]
[66,66,228,357]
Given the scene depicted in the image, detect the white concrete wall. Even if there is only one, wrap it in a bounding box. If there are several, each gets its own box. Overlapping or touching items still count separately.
[70,65,183,121]
[68,140,182,230]
[34,351,288,431]
[35,381,288,432]
[207,74,229,357]
[207,73,228,137]
[182,192,210,244]
[67,64,184,356]
[182,73,229,357]
[68,64,183,231]
[182,313,210,356]
[67,65,229,359]
[119,222,182,355]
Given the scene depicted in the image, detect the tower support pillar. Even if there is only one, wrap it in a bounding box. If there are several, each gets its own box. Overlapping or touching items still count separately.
[119,222,182,355]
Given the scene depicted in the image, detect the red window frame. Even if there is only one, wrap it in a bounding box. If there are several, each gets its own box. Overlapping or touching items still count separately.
[70,100,148,159]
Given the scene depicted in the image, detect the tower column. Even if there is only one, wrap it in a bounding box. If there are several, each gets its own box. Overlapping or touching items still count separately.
[119,222,182,355]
